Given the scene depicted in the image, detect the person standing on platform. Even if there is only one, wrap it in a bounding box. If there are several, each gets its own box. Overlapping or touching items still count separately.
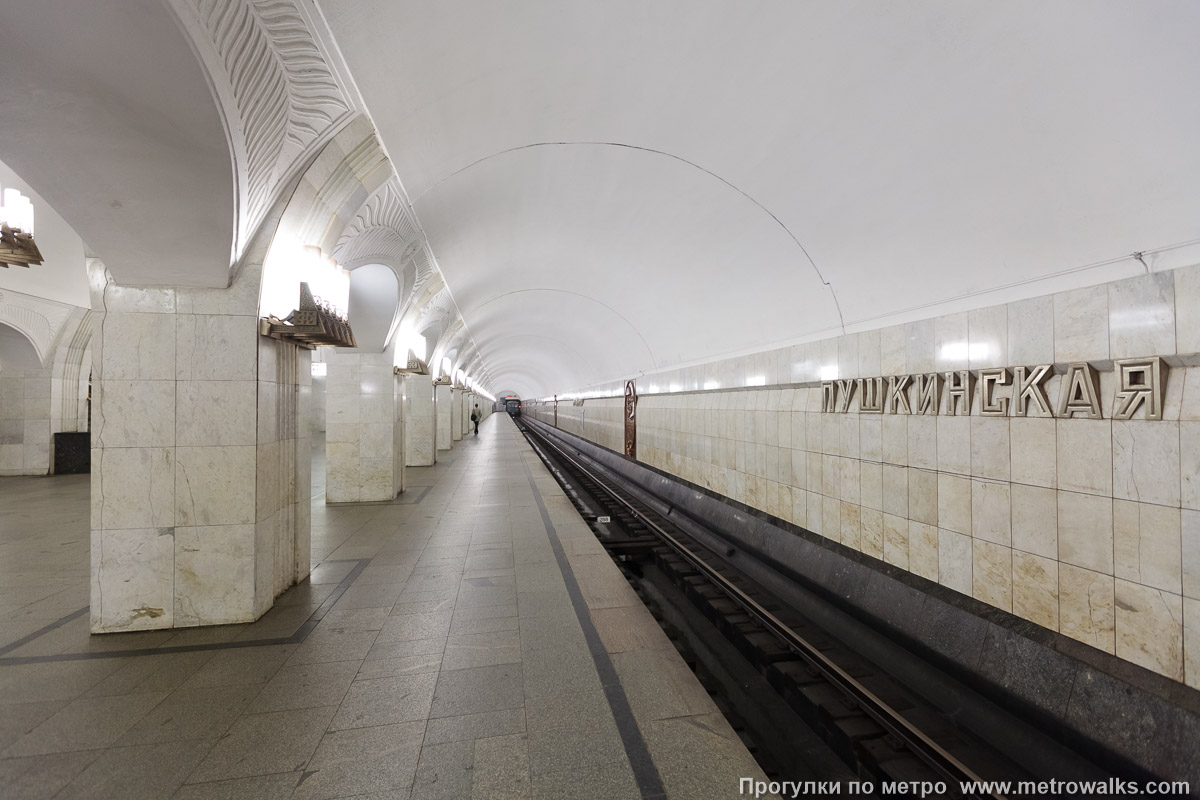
[471,405,480,435]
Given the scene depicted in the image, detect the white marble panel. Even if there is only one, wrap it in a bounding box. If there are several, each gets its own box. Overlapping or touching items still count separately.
[95,380,176,448]
[1011,483,1058,559]
[1013,551,1058,630]
[1007,296,1055,366]
[174,525,257,626]
[1113,500,1181,594]
[909,521,939,581]
[881,415,907,466]
[1108,272,1175,359]
[879,325,906,375]
[909,468,938,526]
[100,312,176,380]
[1058,490,1114,574]
[1060,563,1115,653]
[974,540,1012,612]
[936,416,971,475]
[1056,420,1112,496]
[175,445,257,527]
[969,417,1009,482]
[1111,421,1180,507]
[972,479,1011,546]
[933,312,969,372]
[938,529,972,594]
[883,513,908,569]
[1186,597,1200,690]
[861,508,884,559]
[860,462,883,511]
[1185,510,1200,601]
[1009,418,1057,489]
[176,315,258,381]
[905,319,935,374]
[91,527,175,632]
[177,381,258,447]
[882,465,908,518]
[98,447,175,529]
[1176,264,1200,355]
[937,473,971,535]
[860,417,882,462]
[968,305,1007,369]
[1115,580,1183,680]
[858,329,881,377]
[327,393,361,426]
[1183,422,1200,510]
[838,334,860,380]
[908,416,937,470]
[1054,284,1109,362]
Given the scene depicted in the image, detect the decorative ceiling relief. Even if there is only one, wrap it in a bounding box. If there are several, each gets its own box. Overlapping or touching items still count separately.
[0,288,78,365]
[169,0,358,260]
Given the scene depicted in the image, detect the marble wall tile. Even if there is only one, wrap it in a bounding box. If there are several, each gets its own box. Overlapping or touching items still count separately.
[822,493,840,540]
[909,521,939,582]
[177,381,258,447]
[807,492,822,535]
[1054,284,1109,362]
[1112,421,1180,507]
[1009,418,1057,489]
[1007,296,1055,366]
[1011,484,1058,559]
[91,527,175,631]
[936,416,971,475]
[1115,579,1183,680]
[174,525,257,626]
[258,381,279,445]
[968,305,1007,369]
[98,447,175,529]
[974,540,1013,611]
[95,380,176,448]
[327,393,361,426]
[861,508,884,559]
[1057,420,1112,496]
[175,315,258,381]
[884,513,909,569]
[838,334,860,380]
[934,312,969,372]
[860,417,882,462]
[1186,597,1200,690]
[909,469,938,526]
[175,445,257,527]
[970,417,1010,481]
[100,312,176,380]
[1113,500,1181,594]
[858,329,882,377]
[1185,510,1200,601]
[860,462,883,511]
[880,325,907,375]
[938,529,973,594]
[882,465,908,518]
[1060,563,1115,653]
[1013,551,1058,629]
[1058,490,1114,574]
[908,416,937,470]
[1108,272,1175,359]
[905,319,935,374]
[972,480,1011,546]
[937,473,972,534]
[840,502,861,549]
[1183,422,1200,510]
[881,415,907,466]
[1176,264,1200,355]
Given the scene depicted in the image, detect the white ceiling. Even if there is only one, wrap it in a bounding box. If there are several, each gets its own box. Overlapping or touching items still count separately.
[318,0,1200,398]
[0,0,233,287]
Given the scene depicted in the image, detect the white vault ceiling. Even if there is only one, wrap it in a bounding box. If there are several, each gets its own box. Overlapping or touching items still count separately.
[319,0,1200,398]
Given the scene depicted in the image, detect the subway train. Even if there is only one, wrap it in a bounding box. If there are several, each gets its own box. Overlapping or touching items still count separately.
[504,398,521,417]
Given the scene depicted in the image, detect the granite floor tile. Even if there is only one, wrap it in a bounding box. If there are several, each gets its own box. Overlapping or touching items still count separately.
[0,750,103,800]
[430,663,525,719]
[356,653,443,680]
[187,705,337,783]
[365,637,446,662]
[471,733,531,800]
[291,721,424,800]
[182,646,297,689]
[329,672,439,730]
[0,700,67,752]
[410,740,475,800]
[423,708,527,745]
[376,611,453,643]
[117,684,261,745]
[441,629,522,671]
[172,771,302,800]
[530,759,640,800]
[286,629,380,665]
[3,691,169,757]
[54,739,216,800]
[247,660,361,714]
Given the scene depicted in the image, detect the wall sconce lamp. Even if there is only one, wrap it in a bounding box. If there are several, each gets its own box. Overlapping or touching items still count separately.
[0,187,42,268]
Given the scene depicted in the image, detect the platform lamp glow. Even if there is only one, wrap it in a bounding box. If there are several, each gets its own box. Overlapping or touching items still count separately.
[0,186,43,268]
[259,243,356,348]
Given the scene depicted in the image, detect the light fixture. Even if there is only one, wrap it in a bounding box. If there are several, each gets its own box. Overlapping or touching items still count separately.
[259,282,357,348]
[0,186,42,268]
[259,243,355,348]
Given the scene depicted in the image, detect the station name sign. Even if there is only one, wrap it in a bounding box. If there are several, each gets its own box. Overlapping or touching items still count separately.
[820,357,1167,421]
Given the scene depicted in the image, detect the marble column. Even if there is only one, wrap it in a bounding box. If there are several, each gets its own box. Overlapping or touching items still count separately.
[88,258,310,633]
[451,388,463,442]
[405,373,436,466]
[436,382,453,451]
[325,350,401,503]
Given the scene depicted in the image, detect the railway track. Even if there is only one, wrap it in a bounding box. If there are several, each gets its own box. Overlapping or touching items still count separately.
[517,417,1118,800]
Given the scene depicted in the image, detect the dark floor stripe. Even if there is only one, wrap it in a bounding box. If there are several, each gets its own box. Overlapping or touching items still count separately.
[0,558,370,665]
[521,454,668,800]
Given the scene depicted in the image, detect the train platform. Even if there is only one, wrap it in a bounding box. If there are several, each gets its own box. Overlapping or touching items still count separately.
[0,414,768,799]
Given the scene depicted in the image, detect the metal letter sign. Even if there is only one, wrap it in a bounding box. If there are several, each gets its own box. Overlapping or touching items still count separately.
[624,380,638,459]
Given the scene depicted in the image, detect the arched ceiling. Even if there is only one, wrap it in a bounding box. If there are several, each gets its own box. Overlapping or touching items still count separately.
[0,323,42,372]
[347,264,400,352]
[318,0,1200,398]
[0,0,233,287]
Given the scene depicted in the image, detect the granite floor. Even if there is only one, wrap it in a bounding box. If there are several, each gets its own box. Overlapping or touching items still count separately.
[0,414,768,799]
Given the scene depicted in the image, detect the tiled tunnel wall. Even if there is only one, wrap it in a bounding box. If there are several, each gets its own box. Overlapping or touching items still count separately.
[529,264,1200,688]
